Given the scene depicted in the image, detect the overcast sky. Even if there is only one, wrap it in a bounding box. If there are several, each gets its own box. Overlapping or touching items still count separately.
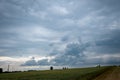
[0,0,120,71]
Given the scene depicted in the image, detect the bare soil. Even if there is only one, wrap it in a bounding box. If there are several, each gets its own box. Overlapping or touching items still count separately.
[93,67,120,80]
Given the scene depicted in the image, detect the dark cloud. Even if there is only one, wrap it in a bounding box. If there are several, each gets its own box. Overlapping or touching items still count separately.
[22,58,52,66]
[22,31,120,66]
[93,29,120,54]
[61,36,69,42]
[65,42,89,56]
[85,56,120,66]
[0,0,120,68]
[38,59,50,66]
[22,41,90,66]
[105,56,120,65]
[21,57,37,66]
[51,41,90,66]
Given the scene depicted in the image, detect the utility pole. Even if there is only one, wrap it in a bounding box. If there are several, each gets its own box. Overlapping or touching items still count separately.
[7,65,10,72]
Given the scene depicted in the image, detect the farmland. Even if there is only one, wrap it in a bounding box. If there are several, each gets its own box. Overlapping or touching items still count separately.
[0,66,114,80]
[94,66,120,80]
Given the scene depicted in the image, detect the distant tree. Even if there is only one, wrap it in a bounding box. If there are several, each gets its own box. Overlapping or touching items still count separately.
[0,68,3,73]
[63,67,68,70]
[96,64,100,68]
[98,64,100,68]
[50,66,53,70]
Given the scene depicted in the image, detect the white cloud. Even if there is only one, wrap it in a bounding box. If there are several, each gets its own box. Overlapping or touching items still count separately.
[28,8,48,19]
[77,9,106,28]
[109,21,120,30]
[58,19,76,28]
[0,56,29,62]
[8,25,62,43]
[48,5,69,15]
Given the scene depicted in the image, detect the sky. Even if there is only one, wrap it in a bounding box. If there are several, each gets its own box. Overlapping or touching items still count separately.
[0,0,120,71]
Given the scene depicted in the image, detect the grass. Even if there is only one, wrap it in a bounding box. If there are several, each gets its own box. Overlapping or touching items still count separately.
[0,66,112,80]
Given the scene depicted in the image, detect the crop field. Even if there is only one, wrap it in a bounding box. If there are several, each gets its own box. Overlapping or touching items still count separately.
[0,66,113,80]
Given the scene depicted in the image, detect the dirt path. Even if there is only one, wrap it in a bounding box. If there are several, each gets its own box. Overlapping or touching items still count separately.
[93,67,120,80]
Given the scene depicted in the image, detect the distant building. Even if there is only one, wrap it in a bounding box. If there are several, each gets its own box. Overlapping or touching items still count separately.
[0,68,3,73]
[50,66,53,70]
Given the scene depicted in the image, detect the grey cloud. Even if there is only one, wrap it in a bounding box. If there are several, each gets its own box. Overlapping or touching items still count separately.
[61,35,70,42]
[21,57,37,66]
[65,42,89,56]
[22,41,90,66]
[85,56,120,66]
[38,59,50,66]
[93,29,120,54]
[22,28,120,66]
[1,0,120,68]
[0,26,56,57]
[49,41,90,66]
[52,41,90,66]
[22,29,120,66]
[105,56,120,65]
[22,58,50,66]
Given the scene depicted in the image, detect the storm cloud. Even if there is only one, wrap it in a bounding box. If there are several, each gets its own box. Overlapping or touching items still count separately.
[0,0,120,70]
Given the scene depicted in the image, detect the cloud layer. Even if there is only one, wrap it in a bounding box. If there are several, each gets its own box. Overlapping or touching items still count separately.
[0,0,120,70]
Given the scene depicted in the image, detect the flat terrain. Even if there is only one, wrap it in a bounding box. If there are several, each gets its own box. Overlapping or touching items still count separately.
[93,66,120,80]
[0,66,112,80]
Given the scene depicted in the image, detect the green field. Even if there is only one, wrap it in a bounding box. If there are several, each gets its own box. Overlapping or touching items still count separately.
[0,66,112,80]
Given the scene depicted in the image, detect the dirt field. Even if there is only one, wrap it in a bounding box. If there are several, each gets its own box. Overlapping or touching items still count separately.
[93,66,120,80]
